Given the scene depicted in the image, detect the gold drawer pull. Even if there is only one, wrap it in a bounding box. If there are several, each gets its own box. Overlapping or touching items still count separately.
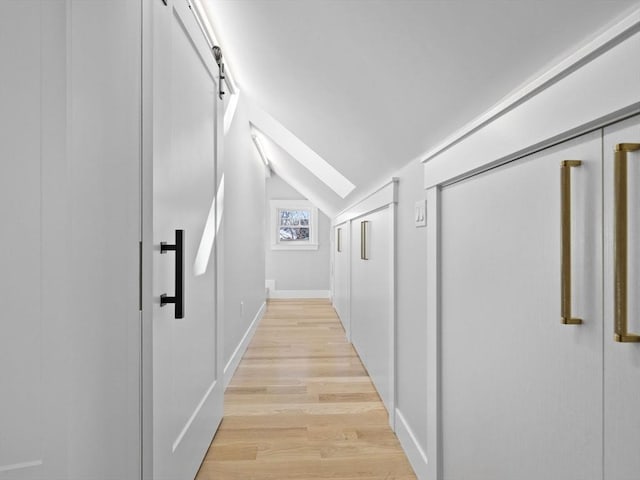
[561,160,583,325]
[614,143,640,342]
[360,221,369,260]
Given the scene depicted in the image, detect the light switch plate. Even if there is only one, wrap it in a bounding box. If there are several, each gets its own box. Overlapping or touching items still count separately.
[415,200,426,227]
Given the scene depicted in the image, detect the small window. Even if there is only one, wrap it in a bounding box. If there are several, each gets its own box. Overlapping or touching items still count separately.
[270,200,318,250]
[278,208,310,241]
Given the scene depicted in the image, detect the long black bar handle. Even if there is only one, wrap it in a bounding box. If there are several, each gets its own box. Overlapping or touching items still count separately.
[160,229,184,319]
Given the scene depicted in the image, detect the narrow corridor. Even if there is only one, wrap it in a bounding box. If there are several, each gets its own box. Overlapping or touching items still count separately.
[195,299,416,479]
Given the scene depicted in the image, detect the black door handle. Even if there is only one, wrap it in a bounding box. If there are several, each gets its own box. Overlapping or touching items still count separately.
[160,229,184,319]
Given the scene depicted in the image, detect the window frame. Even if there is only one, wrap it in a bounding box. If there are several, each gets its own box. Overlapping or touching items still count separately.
[270,200,319,250]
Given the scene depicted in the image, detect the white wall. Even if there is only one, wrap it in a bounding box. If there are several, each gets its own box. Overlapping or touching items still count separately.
[330,168,429,475]
[265,174,330,294]
[222,95,267,375]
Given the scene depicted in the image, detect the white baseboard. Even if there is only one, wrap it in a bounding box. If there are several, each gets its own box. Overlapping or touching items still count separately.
[223,301,266,389]
[395,409,428,480]
[268,289,330,299]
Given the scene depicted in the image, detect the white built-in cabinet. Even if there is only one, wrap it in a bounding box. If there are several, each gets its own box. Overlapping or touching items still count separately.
[602,117,640,480]
[424,23,640,480]
[434,117,639,480]
[440,130,603,480]
[332,180,397,427]
[350,209,394,415]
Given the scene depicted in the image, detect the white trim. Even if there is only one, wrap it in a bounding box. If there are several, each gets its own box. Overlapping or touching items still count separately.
[172,378,219,453]
[395,409,428,480]
[420,7,640,165]
[334,178,398,226]
[388,202,397,431]
[425,186,441,480]
[270,244,318,251]
[268,289,330,299]
[223,301,266,388]
[424,30,640,188]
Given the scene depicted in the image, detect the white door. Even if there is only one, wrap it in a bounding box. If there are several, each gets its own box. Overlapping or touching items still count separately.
[2,1,141,479]
[603,115,640,480]
[440,131,603,480]
[333,224,350,337]
[147,0,223,478]
[0,3,67,478]
[350,210,394,418]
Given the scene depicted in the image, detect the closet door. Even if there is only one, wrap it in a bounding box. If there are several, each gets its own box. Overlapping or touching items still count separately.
[149,0,223,478]
[350,210,393,416]
[0,3,68,478]
[603,115,640,480]
[333,224,350,336]
[440,131,603,480]
[1,1,142,478]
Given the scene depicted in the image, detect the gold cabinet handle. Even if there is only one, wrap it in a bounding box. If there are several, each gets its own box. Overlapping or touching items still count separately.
[614,143,640,342]
[360,221,369,260]
[561,160,583,325]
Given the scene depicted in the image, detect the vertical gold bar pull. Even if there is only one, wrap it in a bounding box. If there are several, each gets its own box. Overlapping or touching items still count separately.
[614,143,640,342]
[360,221,369,260]
[561,160,583,325]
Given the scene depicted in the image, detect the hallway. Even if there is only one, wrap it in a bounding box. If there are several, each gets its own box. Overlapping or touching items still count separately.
[195,299,416,479]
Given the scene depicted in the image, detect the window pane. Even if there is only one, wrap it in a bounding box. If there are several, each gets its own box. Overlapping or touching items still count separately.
[279,227,310,241]
[278,209,311,242]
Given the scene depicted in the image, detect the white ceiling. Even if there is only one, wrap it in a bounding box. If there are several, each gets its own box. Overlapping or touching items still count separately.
[205,0,639,214]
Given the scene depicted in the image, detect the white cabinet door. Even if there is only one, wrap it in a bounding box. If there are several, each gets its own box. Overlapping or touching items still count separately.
[440,131,603,480]
[333,224,350,337]
[149,1,223,478]
[603,115,640,480]
[350,210,394,418]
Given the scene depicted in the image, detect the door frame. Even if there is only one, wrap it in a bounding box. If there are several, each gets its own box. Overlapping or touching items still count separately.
[423,20,640,480]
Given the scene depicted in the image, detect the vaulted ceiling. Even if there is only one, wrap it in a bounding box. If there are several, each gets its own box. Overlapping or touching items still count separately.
[204,0,639,216]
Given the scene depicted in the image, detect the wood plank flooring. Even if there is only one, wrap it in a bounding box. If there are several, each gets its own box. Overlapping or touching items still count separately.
[195,299,416,480]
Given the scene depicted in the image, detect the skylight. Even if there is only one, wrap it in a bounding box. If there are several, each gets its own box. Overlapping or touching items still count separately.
[248,104,355,199]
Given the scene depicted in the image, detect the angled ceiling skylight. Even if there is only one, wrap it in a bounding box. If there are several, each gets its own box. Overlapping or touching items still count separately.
[248,103,355,198]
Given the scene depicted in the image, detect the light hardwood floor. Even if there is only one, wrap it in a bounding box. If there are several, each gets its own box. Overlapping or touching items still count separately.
[195,299,416,480]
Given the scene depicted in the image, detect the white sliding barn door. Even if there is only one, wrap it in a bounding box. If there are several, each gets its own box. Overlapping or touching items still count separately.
[146,0,223,478]
[440,131,603,480]
[603,115,640,480]
[1,1,142,479]
[0,3,68,478]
